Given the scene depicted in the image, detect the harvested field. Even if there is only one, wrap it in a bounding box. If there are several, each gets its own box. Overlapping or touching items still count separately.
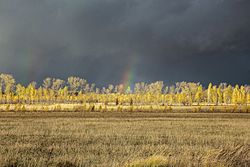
[0,112,249,166]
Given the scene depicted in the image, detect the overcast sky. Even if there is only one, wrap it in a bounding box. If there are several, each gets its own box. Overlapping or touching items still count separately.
[0,0,249,86]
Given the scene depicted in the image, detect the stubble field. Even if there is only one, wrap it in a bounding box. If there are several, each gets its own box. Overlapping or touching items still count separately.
[0,112,249,167]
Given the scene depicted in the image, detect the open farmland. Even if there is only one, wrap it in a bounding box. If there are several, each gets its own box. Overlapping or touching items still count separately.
[1,0,250,166]
[0,112,249,167]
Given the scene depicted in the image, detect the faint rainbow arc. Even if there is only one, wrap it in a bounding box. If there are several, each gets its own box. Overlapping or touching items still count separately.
[121,57,136,89]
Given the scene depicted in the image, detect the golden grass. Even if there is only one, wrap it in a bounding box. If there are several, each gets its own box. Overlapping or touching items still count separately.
[0,112,249,166]
[204,144,250,166]
[0,104,249,113]
[126,155,170,167]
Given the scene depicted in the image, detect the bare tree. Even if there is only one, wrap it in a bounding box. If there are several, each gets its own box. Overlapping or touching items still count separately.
[0,73,16,94]
[67,76,86,93]
[51,79,65,91]
[43,78,52,89]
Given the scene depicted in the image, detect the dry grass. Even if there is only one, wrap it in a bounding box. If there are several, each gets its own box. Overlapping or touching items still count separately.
[0,104,249,113]
[126,155,170,167]
[0,112,249,167]
[204,144,250,166]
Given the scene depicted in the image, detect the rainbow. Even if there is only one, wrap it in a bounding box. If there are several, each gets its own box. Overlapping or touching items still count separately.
[121,57,136,89]
[26,48,41,83]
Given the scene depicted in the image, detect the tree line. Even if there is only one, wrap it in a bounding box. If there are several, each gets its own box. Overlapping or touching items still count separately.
[0,73,249,106]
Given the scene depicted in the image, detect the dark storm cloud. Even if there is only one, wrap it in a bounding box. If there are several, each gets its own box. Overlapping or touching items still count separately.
[0,0,249,86]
